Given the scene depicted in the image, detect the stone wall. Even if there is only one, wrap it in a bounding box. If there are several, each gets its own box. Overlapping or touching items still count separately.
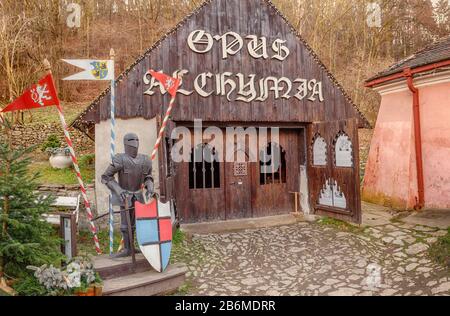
[1,123,93,155]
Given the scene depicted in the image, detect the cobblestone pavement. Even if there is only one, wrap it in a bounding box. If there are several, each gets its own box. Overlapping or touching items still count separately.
[172,221,450,296]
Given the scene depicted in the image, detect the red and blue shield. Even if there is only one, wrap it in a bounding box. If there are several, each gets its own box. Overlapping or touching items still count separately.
[135,199,172,272]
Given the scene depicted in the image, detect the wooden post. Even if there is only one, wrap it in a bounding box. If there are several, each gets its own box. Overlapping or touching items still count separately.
[289,191,300,215]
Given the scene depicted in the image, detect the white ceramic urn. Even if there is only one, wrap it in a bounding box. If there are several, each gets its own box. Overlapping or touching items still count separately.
[49,152,73,169]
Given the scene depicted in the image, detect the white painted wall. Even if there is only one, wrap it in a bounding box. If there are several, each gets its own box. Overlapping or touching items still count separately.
[95,117,159,215]
[299,165,311,214]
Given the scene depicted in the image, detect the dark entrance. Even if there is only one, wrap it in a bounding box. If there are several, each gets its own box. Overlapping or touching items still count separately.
[253,129,302,218]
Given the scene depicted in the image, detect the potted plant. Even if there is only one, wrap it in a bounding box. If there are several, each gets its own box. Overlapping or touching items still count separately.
[41,134,72,169]
[47,147,72,169]
[70,259,103,296]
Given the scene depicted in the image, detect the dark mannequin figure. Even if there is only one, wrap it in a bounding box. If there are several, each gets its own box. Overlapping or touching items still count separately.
[101,133,154,258]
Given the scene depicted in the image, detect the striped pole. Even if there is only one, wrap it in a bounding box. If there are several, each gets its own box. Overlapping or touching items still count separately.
[109,49,116,255]
[55,103,102,255]
[151,95,177,161]
[43,59,101,255]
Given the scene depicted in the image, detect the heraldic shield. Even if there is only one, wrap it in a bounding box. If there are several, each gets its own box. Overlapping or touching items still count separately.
[135,199,172,273]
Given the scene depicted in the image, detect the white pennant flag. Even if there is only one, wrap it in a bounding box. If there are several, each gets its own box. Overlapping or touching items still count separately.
[62,59,114,81]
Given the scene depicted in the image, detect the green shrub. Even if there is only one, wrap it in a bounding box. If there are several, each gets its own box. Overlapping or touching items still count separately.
[12,273,49,296]
[79,154,95,167]
[40,134,61,152]
[0,142,64,290]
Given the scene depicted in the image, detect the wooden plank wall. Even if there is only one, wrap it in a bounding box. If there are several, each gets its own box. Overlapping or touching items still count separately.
[174,128,303,223]
[307,119,361,223]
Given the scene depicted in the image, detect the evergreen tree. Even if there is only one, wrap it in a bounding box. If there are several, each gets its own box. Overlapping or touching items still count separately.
[0,141,63,283]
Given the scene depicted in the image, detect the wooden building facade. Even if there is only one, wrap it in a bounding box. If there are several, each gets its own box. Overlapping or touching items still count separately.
[72,0,369,224]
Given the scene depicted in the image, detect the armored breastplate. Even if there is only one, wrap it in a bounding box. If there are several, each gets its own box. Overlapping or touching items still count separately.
[118,154,147,192]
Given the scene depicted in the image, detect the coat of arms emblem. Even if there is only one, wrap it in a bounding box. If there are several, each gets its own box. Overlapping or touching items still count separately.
[90,61,109,80]
[30,83,52,107]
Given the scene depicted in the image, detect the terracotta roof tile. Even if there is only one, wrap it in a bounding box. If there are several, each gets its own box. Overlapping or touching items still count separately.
[367,35,450,82]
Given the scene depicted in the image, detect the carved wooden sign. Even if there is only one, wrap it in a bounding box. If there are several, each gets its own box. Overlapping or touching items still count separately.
[318,179,347,209]
[143,30,324,103]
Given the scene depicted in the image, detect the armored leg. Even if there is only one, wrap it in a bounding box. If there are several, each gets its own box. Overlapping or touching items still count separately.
[111,199,141,259]
[110,206,133,258]
[129,196,141,254]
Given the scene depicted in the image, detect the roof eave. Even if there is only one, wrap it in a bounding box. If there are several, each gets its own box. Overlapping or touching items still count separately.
[366,59,450,88]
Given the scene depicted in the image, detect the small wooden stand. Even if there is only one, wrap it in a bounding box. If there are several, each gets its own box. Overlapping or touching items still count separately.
[289,191,301,215]
[59,212,78,260]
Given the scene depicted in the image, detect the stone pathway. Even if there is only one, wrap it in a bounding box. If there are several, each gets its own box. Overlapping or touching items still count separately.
[172,221,449,296]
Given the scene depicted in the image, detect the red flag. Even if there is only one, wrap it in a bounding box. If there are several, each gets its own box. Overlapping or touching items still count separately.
[1,74,59,113]
[149,70,181,97]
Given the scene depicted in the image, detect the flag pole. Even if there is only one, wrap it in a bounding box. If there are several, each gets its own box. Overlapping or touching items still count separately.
[109,48,116,256]
[150,72,183,162]
[43,59,102,255]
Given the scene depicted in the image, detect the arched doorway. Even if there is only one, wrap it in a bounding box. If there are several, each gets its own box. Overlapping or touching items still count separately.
[253,130,301,217]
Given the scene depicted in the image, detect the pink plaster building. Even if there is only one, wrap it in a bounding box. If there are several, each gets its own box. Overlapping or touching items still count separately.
[364,36,450,210]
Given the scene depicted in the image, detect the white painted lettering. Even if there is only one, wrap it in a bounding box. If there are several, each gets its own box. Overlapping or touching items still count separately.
[188,30,214,53]
[246,35,269,59]
[214,31,244,59]
[271,39,290,61]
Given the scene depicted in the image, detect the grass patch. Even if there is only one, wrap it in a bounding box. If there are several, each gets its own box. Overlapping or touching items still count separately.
[173,229,185,247]
[171,229,188,265]
[28,155,94,185]
[317,217,365,234]
[428,227,450,270]
[172,281,193,296]
[77,229,123,256]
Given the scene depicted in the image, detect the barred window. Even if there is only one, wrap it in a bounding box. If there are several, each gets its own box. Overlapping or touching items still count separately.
[189,144,220,189]
[260,142,286,185]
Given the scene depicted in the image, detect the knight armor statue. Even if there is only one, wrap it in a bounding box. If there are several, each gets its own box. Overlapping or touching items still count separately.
[101,133,154,258]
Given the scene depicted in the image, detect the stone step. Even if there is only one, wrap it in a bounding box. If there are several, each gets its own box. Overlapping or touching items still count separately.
[181,214,301,234]
[94,254,152,280]
[102,263,187,296]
